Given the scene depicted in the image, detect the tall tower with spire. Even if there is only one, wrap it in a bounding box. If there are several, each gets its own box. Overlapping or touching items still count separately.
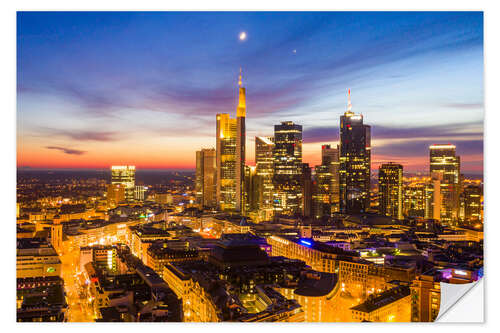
[216,68,246,212]
[236,68,246,211]
[339,89,371,214]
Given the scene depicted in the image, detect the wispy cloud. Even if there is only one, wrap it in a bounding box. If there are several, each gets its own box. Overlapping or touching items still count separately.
[46,146,86,155]
[40,128,120,142]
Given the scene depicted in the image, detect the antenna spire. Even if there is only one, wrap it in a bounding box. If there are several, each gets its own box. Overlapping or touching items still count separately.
[238,67,242,87]
[347,88,352,112]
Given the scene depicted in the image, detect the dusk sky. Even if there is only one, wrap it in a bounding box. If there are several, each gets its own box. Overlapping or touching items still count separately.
[17,12,484,173]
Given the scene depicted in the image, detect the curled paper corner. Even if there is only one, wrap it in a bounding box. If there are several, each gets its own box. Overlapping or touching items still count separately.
[435,277,484,322]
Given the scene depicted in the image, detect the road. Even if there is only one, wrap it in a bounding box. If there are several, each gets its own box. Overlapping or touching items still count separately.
[60,249,95,322]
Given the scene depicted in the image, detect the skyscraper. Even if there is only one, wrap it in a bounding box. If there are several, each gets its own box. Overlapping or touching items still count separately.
[235,68,246,212]
[196,148,217,208]
[243,165,259,214]
[111,165,135,202]
[378,163,403,220]
[429,144,460,225]
[273,121,303,216]
[216,113,237,211]
[461,185,482,225]
[313,144,340,219]
[255,136,275,216]
[339,90,371,214]
[216,69,246,212]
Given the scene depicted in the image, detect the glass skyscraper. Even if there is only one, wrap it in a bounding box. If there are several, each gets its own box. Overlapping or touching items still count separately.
[110,165,135,202]
[273,121,303,216]
[339,91,371,214]
[429,144,461,225]
[378,163,403,220]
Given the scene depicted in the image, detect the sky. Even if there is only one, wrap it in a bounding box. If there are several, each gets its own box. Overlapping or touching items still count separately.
[17,12,484,174]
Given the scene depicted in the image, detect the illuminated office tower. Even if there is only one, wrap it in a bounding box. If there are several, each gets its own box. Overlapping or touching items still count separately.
[134,185,146,202]
[235,68,246,212]
[273,121,303,216]
[339,90,371,214]
[216,69,246,212]
[313,145,340,218]
[111,165,135,202]
[301,163,312,217]
[196,148,217,208]
[378,163,403,220]
[429,144,460,225]
[107,183,125,207]
[322,144,340,212]
[313,164,332,219]
[403,182,434,218]
[255,136,275,214]
[461,185,482,225]
[243,165,259,214]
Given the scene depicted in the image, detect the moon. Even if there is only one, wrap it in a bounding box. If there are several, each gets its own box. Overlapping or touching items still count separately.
[239,31,247,41]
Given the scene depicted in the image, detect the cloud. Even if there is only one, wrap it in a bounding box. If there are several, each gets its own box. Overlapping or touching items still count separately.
[443,103,483,110]
[46,146,86,155]
[40,128,120,142]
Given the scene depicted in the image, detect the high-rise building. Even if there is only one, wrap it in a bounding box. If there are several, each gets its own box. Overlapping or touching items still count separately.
[134,185,146,202]
[322,144,340,213]
[273,121,303,216]
[378,163,403,220]
[110,165,135,202]
[339,90,371,214]
[255,136,275,215]
[313,145,340,219]
[243,165,259,214]
[313,164,332,219]
[196,148,217,208]
[461,185,482,225]
[403,181,434,219]
[107,183,126,207]
[301,163,312,217]
[216,69,246,212]
[429,144,460,225]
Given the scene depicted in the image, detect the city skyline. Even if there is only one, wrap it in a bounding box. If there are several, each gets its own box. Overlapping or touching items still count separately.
[17,12,483,173]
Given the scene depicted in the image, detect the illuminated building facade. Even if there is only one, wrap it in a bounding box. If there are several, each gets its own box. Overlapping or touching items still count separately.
[410,275,441,322]
[107,183,125,207]
[429,144,461,225]
[243,165,259,214]
[273,121,303,216]
[403,181,434,219]
[111,166,136,202]
[339,90,371,214]
[378,163,403,220]
[313,145,339,219]
[134,185,145,202]
[196,148,217,208]
[350,285,411,322]
[17,238,62,279]
[301,163,313,217]
[313,163,333,218]
[255,136,275,217]
[216,69,246,212]
[216,113,237,211]
[461,185,482,225]
[323,145,340,213]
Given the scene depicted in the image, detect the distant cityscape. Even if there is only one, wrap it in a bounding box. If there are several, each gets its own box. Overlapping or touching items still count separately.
[16,70,483,323]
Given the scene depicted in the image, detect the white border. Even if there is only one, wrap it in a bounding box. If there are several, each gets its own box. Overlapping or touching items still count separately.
[3,1,498,332]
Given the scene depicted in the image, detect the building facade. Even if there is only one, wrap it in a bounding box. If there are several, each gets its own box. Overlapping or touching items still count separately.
[339,90,371,214]
[273,121,303,216]
[378,163,403,220]
[429,144,461,225]
[196,148,217,208]
[111,166,136,203]
[216,70,246,212]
